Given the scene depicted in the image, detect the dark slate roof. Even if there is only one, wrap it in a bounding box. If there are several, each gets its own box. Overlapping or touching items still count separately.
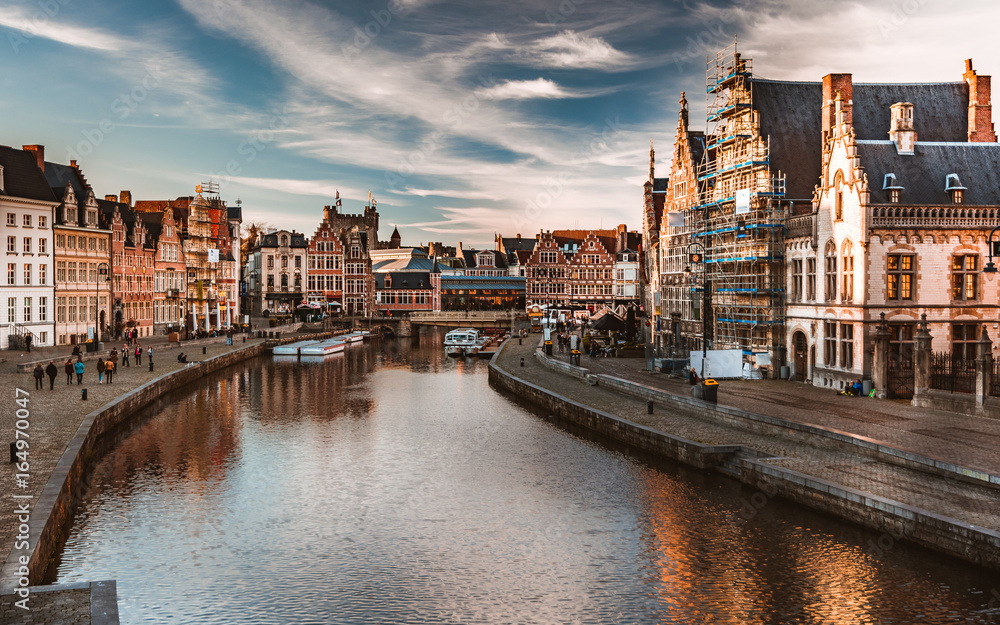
[43,162,88,206]
[373,272,432,290]
[260,231,309,247]
[500,236,536,252]
[858,141,1000,205]
[652,177,669,193]
[137,212,164,243]
[461,248,509,270]
[752,79,823,201]
[852,82,969,143]
[0,146,57,202]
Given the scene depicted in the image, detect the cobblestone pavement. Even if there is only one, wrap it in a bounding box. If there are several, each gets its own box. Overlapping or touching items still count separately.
[0,331,276,622]
[549,345,1000,476]
[1,586,90,624]
[498,339,1000,531]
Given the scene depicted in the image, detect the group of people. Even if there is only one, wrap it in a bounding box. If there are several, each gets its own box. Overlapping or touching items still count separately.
[841,378,866,397]
[32,344,154,389]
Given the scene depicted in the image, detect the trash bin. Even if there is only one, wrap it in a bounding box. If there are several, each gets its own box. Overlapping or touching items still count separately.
[862,379,873,396]
[570,349,581,366]
[702,379,719,404]
[544,340,553,356]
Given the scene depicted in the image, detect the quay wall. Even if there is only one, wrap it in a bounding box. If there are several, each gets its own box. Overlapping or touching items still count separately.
[2,343,267,591]
[490,342,1000,569]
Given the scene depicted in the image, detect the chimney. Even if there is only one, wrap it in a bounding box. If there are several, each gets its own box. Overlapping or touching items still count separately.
[889,102,917,154]
[119,190,132,207]
[963,59,997,142]
[516,233,521,239]
[105,194,118,202]
[70,160,77,168]
[821,74,853,143]
[22,144,44,173]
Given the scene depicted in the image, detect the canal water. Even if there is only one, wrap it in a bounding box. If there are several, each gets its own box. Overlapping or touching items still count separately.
[56,330,1000,624]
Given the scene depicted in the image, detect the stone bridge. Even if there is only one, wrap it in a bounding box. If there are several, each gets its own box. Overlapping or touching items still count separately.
[333,311,517,337]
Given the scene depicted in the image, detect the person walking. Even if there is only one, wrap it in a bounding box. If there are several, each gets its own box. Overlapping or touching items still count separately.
[97,357,105,384]
[74,359,85,385]
[33,363,44,390]
[135,343,142,366]
[109,348,118,371]
[105,358,115,384]
[122,343,130,367]
[45,361,58,390]
[147,346,153,366]
[65,359,74,384]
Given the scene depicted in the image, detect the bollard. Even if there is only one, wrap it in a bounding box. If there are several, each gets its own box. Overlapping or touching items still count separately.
[243,335,246,343]
[82,388,87,401]
[518,338,522,345]
[647,401,653,414]
[520,358,524,367]
[203,346,207,355]
[149,361,154,372]
[9,441,16,464]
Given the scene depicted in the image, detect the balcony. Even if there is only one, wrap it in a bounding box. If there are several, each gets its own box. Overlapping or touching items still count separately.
[785,214,815,240]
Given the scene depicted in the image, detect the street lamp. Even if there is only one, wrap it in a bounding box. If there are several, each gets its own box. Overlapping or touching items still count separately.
[96,262,109,345]
[984,225,1000,277]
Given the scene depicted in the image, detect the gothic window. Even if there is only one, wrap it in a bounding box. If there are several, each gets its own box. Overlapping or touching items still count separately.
[841,240,854,302]
[824,321,837,366]
[839,322,854,369]
[834,171,844,220]
[824,241,837,302]
[806,258,817,301]
[791,259,802,302]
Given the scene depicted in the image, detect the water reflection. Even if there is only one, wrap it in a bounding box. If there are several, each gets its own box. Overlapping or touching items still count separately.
[55,328,1000,624]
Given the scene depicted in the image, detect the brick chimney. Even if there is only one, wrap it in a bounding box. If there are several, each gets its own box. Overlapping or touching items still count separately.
[821,74,853,143]
[963,59,997,142]
[119,190,132,207]
[105,194,118,202]
[889,102,917,154]
[22,144,44,172]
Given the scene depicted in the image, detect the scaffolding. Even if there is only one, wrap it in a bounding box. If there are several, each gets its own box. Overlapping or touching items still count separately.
[694,41,786,355]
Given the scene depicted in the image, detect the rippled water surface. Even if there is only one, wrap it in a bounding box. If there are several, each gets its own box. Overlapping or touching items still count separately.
[57,330,1000,623]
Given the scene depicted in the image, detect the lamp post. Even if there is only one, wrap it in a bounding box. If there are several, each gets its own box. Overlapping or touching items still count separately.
[984,225,1000,276]
[685,242,710,377]
[96,262,109,345]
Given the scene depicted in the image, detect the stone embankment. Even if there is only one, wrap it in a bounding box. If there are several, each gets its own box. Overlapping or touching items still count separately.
[489,337,1000,569]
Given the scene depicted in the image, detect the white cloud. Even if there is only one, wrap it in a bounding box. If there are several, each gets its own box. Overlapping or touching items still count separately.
[526,30,632,69]
[476,78,580,100]
[0,6,124,51]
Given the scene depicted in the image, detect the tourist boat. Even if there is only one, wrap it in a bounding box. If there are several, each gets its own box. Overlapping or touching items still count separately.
[343,331,365,344]
[299,337,346,356]
[443,328,483,357]
[273,340,323,356]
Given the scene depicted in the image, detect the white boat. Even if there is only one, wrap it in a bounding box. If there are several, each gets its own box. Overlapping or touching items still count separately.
[299,337,346,355]
[273,340,322,355]
[443,328,483,357]
[343,332,364,344]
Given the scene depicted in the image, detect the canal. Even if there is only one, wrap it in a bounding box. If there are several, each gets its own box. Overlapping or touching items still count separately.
[56,330,1000,623]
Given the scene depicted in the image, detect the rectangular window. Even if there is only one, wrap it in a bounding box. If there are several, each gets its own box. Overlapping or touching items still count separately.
[39,264,46,286]
[67,262,76,282]
[57,297,66,323]
[23,238,31,253]
[67,236,76,249]
[68,297,76,322]
[791,259,803,302]
[6,213,14,226]
[23,264,30,285]
[886,254,914,300]
[6,263,13,285]
[38,216,46,229]
[825,253,837,302]
[39,296,47,322]
[56,234,65,248]
[23,297,31,323]
[824,321,837,366]
[951,255,978,300]
[952,323,980,361]
[39,238,46,254]
[7,297,14,323]
[840,322,854,369]
[806,258,816,301]
[7,236,15,253]
[23,214,31,227]
[295,256,301,269]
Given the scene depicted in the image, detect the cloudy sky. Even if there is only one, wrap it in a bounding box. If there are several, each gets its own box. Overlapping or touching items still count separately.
[1,0,997,247]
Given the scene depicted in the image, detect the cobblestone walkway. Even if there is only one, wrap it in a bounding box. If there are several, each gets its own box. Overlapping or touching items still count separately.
[496,340,1000,530]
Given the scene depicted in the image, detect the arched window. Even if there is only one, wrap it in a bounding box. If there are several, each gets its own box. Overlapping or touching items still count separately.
[834,171,844,220]
[824,240,837,302]
[841,240,854,302]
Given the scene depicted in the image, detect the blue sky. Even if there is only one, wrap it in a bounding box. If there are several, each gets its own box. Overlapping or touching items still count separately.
[1,0,997,248]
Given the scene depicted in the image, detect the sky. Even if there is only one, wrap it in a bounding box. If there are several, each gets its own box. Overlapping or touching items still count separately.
[1,0,998,248]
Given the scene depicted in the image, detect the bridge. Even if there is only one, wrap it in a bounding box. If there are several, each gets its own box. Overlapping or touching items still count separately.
[331,311,519,337]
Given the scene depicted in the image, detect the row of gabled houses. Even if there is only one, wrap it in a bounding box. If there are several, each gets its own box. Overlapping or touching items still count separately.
[243,198,643,318]
[643,42,1000,394]
[0,144,241,349]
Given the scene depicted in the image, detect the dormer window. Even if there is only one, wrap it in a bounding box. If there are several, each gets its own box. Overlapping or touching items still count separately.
[385,274,392,288]
[945,173,967,204]
[883,173,904,204]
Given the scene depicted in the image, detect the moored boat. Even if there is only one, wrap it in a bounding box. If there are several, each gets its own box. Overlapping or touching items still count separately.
[299,337,346,355]
[273,340,323,356]
[443,328,482,357]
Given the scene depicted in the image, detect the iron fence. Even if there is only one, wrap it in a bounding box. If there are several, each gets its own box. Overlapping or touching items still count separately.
[992,360,1000,397]
[930,352,975,394]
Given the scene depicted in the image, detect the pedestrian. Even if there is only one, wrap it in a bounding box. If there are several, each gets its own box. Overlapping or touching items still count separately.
[105,358,115,384]
[33,363,44,390]
[97,358,105,384]
[25,333,32,352]
[74,359,85,384]
[147,346,153,365]
[72,344,81,358]
[109,348,118,370]
[45,360,58,390]
[135,343,142,366]
[122,343,130,367]
[65,359,74,384]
